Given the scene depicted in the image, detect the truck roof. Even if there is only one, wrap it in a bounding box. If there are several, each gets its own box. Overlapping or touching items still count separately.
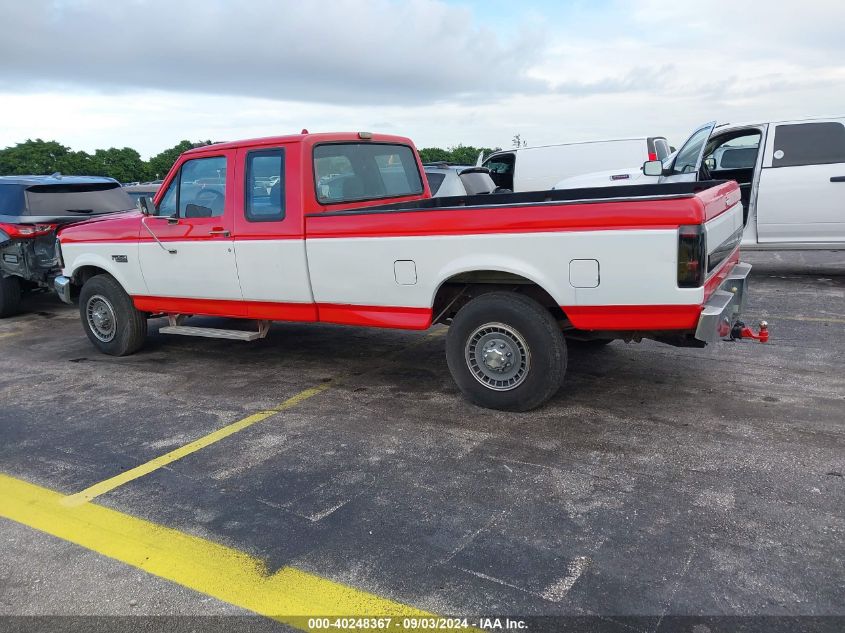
[714,115,845,130]
[486,136,664,156]
[182,132,417,156]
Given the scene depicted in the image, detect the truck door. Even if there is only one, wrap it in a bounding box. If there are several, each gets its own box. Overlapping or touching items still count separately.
[756,119,845,244]
[138,153,243,305]
[231,145,317,321]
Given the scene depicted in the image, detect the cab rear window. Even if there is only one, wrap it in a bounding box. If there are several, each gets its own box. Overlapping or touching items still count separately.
[313,143,423,204]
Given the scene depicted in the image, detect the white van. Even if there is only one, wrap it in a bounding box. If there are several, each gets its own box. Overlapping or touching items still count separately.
[555,117,845,250]
[481,136,671,192]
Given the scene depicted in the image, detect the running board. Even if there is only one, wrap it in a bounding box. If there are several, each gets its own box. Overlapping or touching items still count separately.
[159,318,270,341]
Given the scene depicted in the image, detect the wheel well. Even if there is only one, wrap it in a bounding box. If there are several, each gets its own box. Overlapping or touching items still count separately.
[432,271,565,324]
[72,265,111,287]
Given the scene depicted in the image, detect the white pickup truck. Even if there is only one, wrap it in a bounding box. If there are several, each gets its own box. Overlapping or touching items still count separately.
[555,117,845,250]
[53,132,766,411]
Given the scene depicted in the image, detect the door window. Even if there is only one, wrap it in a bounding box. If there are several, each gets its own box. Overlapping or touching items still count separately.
[670,126,712,175]
[772,122,845,167]
[245,149,285,222]
[483,153,515,189]
[178,156,227,218]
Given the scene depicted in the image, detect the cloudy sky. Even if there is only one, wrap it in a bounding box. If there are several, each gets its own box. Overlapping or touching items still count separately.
[2,0,844,157]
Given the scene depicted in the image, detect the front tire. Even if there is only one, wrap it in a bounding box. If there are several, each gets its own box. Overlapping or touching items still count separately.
[446,292,567,411]
[0,276,22,318]
[79,274,147,356]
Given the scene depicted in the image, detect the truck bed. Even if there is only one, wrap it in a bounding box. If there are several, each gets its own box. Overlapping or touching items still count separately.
[311,180,735,216]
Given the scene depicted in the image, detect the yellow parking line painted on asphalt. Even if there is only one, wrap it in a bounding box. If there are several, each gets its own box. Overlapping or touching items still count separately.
[762,314,845,325]
[1,473,439,630]
[0,331,21,340]
[64,327,447,507]
[63,382,333,507]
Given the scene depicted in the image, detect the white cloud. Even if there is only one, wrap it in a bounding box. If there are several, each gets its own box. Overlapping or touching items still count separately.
[0,0,545,103]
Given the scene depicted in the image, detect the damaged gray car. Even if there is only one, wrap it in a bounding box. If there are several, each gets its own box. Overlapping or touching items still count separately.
[0,175,134,316]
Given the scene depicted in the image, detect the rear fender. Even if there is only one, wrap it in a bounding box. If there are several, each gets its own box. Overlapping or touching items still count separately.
[430,255,571,307]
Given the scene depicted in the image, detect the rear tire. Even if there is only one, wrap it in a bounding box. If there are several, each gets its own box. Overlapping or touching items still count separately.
[0,276,22,318]
[79,274,147,356]
[446,292,567,411]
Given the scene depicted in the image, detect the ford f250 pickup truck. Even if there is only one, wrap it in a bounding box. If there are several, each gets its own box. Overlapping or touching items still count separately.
[53,132,766,411]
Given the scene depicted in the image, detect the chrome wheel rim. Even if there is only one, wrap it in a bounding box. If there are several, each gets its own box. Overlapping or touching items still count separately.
[86,294,117,343]
[465,322,530,391]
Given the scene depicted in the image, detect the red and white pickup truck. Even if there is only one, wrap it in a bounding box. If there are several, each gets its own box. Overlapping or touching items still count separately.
[53,132,766,411]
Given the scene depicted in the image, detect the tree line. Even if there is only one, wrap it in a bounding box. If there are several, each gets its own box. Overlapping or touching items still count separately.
[0,139,213,183]
[0,139,505,183]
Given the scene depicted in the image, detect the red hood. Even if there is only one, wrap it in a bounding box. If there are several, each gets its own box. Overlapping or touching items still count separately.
[58,210,142,243]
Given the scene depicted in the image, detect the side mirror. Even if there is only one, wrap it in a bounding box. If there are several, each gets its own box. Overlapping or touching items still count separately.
[704,157,716,171]
[642,160,664,177]
[137,196,153,216]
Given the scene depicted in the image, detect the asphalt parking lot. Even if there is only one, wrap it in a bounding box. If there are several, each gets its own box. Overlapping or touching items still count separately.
[1,250,843,632]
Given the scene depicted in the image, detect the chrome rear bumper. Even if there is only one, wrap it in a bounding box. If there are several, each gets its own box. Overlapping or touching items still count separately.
[694,262,751,343]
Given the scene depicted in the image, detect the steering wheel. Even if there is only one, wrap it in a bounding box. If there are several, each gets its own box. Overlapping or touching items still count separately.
[194,188,224,206]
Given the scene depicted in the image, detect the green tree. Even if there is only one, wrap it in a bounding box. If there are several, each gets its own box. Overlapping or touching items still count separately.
[0,139,72,175]
[145,140,212,180]
[417,147,451,163]
[447,144,499,165]
[58,150,94,176]
[417,144,501,165]
[85,147,145,183]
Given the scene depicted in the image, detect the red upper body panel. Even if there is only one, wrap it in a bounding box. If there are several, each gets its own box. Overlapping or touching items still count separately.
[57,131,741,245]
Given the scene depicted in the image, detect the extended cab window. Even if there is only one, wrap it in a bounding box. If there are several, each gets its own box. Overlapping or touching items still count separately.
[313,143,423,204]
[772,122,845,168]
[246,149,285,221]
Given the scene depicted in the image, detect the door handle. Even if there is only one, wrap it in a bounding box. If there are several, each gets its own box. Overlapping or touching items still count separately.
[831,176,845,182]
[208,228,231,237]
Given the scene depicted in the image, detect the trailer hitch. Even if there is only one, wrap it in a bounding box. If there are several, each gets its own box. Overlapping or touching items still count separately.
[730,320,769,343]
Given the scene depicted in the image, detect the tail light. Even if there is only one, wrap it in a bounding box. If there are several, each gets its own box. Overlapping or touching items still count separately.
[648,152,658,161]
[678,224,705,288]
[0,223,57,238]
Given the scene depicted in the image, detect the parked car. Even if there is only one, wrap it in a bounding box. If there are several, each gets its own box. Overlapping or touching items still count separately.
[122,182,161,204]
[424,163,499,197]
[555,117,845,250]
[54,131,765,411]
[481,136,671,192]
[0,175,134,317]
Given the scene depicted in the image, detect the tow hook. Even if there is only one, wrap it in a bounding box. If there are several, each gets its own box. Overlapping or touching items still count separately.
[730,320,769,343]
